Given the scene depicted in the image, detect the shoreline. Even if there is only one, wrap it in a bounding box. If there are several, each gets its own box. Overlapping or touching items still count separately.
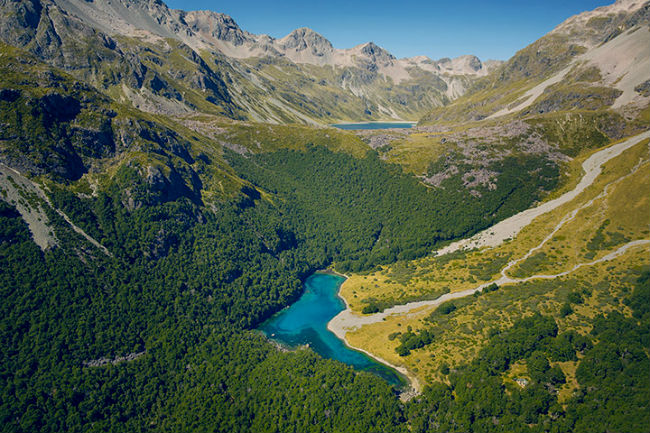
[319,269,420,396]
[316,268,349,279]
[326,308,421,400]
[325,273,421,398]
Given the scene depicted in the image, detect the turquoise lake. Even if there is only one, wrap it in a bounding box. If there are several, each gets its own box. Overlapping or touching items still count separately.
[260,273,405,387]
[332,122,415,130]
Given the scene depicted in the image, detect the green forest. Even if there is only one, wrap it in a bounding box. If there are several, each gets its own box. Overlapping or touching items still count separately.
[226,145,558,271]
[1,145,648,431]
[0,27,647,433]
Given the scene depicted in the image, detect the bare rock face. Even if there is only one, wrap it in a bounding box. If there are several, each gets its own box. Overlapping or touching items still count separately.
[0,0,42,46]
[50,0,182,40]
[435,55,484,75]
[0,0,91,67]
[279,27,333,56]
[358,42,396,67]
[457,55,482,72]
[182,10,249,46]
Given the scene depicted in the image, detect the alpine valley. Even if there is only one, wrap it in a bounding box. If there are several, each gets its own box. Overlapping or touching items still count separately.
[0,0,648,431]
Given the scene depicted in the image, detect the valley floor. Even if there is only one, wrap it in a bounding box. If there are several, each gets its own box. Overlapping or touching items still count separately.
[328,131,650,390]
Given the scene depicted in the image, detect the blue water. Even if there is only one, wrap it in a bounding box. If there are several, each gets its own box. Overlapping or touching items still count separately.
[332,122,415,130]
[260,273,406,387]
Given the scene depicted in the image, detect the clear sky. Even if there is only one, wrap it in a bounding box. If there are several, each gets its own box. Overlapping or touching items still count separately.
[165,0,613,61]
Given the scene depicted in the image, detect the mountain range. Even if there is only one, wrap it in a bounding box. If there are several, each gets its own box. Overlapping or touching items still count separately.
[0,0,501,123]
[0,0,649,431]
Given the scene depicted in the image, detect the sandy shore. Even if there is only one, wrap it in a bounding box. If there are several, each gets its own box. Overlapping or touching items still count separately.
[327,131,650,394]
[326,304,421,399]
[323,270,421,398]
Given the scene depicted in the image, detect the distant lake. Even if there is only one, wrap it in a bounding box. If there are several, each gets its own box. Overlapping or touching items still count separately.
[260,273,406,387]
[332,122,416,130]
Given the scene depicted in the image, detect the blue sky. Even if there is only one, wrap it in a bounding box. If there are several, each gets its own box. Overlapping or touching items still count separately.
[165,0,612,61]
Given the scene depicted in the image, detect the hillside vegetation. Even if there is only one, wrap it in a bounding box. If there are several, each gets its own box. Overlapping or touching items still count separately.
[0,0,648,431]
[345,138,649,410]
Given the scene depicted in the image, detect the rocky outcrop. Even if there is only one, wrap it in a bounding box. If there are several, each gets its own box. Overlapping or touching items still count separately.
[182,10,250,46]
[83,350,146,367]
[0,85,116,181]
[0,0,497,123]
[279,27,333,54]
[119,159,202,212]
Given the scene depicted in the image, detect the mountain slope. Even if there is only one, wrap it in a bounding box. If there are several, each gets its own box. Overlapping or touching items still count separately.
[0,0,498,124]
[419,0,650,124]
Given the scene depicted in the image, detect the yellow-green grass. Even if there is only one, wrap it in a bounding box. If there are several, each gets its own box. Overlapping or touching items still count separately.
[489,138,650,261]
[339,249,510,313]
[502,358,579,405]
[381,132,448,175]
[503,360,530,392]
[346,245,649,387]
[554,360,580,405]
[344,137,649,386]
[508,141,649,277]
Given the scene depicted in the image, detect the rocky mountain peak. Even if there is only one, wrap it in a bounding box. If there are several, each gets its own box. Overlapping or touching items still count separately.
[351,41,396,68]
[279,27,333,54]
[461,55,482,71]
[182,10,249,46]
[360,42,394,59]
